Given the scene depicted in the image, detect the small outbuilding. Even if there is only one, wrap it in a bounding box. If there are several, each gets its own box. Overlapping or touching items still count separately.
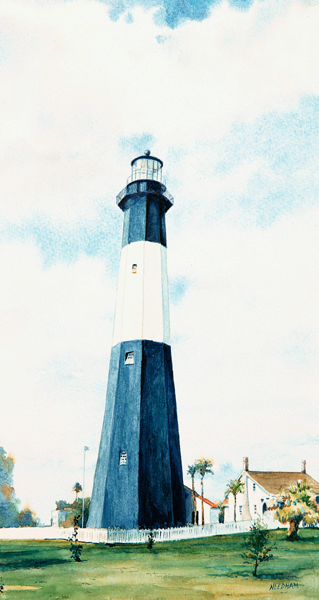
[184,485,219,525]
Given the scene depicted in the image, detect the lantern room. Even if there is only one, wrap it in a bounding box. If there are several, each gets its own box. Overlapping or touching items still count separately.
[128,150,163,184]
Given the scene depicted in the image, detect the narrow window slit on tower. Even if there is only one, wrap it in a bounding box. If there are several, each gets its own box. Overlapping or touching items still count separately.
[132,264,137,274]
[125,351,134,365]
[119,451,127,465]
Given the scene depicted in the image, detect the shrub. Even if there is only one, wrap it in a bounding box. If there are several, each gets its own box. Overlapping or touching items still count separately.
[69,515,83,562]
[147,529,155,550]
[243,518,273,577]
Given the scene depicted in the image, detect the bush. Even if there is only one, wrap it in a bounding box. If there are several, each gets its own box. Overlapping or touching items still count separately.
[147,529,155,550]
[69,515,83,563]
[243,518,273,577]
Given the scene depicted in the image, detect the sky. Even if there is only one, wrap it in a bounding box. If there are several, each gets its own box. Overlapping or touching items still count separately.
[1,0,319,525]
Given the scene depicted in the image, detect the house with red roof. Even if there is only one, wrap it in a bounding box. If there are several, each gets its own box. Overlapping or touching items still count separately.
[184,485,219,525]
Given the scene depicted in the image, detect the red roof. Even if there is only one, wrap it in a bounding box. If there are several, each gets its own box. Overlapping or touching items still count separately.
[184,485,218,508]
[196,494,218,508]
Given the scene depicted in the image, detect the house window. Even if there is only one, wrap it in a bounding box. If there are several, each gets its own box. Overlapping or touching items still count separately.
[254,505,257,514]
[132,264,137,274]
[253,483,256,492]
[239,506,242,516]
[316,495,319,505]
[119,451,127,465]
[125,351,134,365]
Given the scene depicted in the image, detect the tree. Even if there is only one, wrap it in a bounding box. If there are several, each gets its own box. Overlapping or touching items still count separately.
[243,518,273,577]
[225,478,245,522]
[56,500,70,511]
[56,497,91,528]
[0,447,19,527]
[17,507,39,527]
[194,458,214,525]
[187,464,197,524]
[72,482,82,502]
[0,447,38,527]
[272,479,318,540]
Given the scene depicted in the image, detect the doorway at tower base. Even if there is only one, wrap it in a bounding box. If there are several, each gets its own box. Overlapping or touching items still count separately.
[87,339,186,530]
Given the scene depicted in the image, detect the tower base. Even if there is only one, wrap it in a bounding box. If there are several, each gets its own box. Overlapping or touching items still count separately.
[87,340,186,529]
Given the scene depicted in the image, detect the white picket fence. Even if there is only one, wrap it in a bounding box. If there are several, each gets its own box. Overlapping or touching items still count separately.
[0,519,281,544]
[104,520,254,544]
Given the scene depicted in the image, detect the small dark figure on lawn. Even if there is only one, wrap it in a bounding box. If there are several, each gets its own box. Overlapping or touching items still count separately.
[0,585,3,594]
[147,528,155,550]
[243,518,273,577]
[69,514,83,562]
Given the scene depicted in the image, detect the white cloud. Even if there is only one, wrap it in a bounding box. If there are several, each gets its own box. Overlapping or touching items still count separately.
[0,242,116,521]
[1,1,319,220]
[169,204,319,479]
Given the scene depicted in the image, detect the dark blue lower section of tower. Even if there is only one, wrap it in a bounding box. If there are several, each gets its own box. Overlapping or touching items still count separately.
[87,340,186,530]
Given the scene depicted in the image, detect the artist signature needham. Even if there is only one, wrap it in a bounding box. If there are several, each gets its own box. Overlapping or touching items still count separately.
[269,583,299,590]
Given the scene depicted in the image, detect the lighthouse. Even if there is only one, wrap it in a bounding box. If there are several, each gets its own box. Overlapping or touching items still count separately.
[87,152,186,529]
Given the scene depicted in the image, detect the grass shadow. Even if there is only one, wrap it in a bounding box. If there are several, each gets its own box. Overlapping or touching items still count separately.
[208,571,300,581]
[0,546,69,571]
[255,572,299,581]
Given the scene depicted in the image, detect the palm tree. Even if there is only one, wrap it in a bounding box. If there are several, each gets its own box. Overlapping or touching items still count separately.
[194,458,214,525]
[225,479,245,522]
[187,464,197,524]
[73,482,82,503]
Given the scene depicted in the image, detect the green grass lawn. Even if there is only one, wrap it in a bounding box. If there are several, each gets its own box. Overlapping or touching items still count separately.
[0,529,319,599]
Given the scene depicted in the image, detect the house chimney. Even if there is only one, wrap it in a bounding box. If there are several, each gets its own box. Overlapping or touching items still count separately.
[243,457,249,471]
[301,460,306,474]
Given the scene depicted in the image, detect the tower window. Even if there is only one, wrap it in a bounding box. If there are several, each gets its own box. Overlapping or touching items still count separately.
[253,483,256,492]
[254,505,257,514]
[125,351,134,365]
[239,506,242,515]
[119,451,127,465]
[132,264,137,274]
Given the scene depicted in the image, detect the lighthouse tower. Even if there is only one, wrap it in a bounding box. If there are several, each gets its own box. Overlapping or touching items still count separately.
[87,152,186,530]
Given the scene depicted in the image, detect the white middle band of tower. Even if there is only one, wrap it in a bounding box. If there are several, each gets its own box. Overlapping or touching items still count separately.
[112,240,170,347]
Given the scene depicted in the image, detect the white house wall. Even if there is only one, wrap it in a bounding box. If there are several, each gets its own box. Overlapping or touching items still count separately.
[245,475,277,523]
[210,507,219,524]
[224,473,277,524]
[194,496,217,525]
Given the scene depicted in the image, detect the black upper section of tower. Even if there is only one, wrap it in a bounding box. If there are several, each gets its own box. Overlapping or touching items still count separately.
[116,154,173,249]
